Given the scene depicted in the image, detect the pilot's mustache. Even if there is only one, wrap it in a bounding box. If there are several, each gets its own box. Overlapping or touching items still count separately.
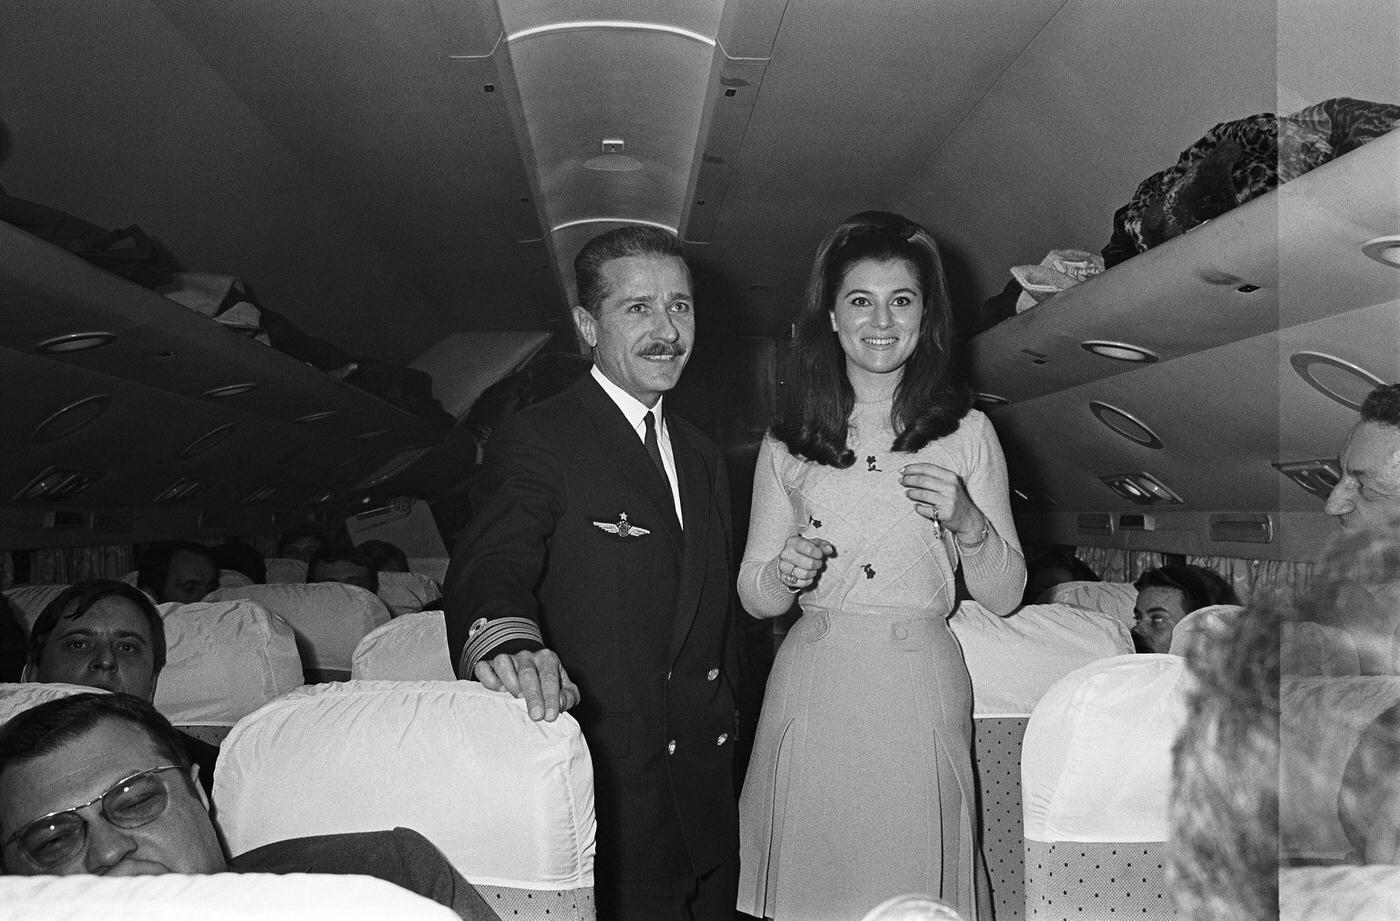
[640,345,686,357]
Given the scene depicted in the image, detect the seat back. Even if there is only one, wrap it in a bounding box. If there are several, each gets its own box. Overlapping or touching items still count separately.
[1282,865,1400,919]
[1166,603,1243,659]
[155,599,304,741]
[264,557,309,584]
[2,583,69,633]
[351,611,454,681]
[375,571,442,618]
[0,681,96,725]
[1021,654,1187,919]
[207,584,390,682]
[1281,622,1363,676]
[215,680,595,920]
[1045,581,1137,630]
[952,601,1132,921]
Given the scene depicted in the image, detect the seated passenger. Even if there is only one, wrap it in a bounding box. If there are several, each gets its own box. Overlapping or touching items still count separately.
[358,539,410,574]
[277,524,330,564]
[1340,700,1400,864]
[1131,564,1239,653]
[1022,548,1101,605]
[22,579,218,794]
[308,543,379,594]
[210,539,267,585]
[136,542,220,605]
[0,694,501,921]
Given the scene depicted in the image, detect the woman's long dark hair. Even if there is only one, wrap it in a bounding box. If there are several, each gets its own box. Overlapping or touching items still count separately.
[773,210,971,467]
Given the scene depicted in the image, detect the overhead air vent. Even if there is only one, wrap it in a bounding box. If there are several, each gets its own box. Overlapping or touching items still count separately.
[1118,513,1155,531]
[153,477,211,503]
[42,510,87,530]
[1077,513,1114,536]
[91,510,135,534]
[1272,459,1341,499]
[1100,472,1184,506]
[1209,513,1274,544]
[15,467,104,502]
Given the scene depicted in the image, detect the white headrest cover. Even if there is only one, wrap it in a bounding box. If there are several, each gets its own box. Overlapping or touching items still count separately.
[375,571,442,618]
[951,602,1132,717]
[155,600,304,727]
[206,584,390,672]
[215,680,595,890]
[219,569,255,590]
[2,584,69,633]
[1281,865,1400,920]
[1282,622,1362,677]
[1046,581,1137,628]
[0,682,101,725]
[264,558,309,584]
[351,611,454,681]
[1280,676,1400,862]
[1167,604,1243,659]
[1022,654,1189,842]
[0,873,459,921]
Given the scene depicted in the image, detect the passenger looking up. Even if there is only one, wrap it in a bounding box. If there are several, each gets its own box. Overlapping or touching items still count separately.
[1130,564,1238,653]
[442,225,738,921]
[307,543,380,594]
[210,539,267,584]
[736,211,1026,921]
[136,542,219,605]
[0,694,502,920]
[358,539,410,573]
[22,580,218,794]
[276,523,329,564]
[1324,383,1400,532]
[1022,548,1101,605]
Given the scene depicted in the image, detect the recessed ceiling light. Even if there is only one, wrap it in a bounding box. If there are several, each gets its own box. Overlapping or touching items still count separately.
[1362,235,1400,268]
[583,154,643,172]
[35,332,118,353]
[181,423,238,459]
[30,395,110,444]
[975,392,1009,407]
[296,410,338,423]
[203,383,259,399]
[1290,351,1385,410]
[1081,340,1160,363]
[1089,401,1164,449]
[356,430,389,440]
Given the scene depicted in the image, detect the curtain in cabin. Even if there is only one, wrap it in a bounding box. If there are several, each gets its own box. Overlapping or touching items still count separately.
[1188,555,1311,605]
[29,545,134,586]
[1,554,13,591]
[1077,547,1164,583]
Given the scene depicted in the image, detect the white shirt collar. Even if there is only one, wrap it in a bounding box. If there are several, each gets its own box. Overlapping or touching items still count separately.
[591,365,665,432]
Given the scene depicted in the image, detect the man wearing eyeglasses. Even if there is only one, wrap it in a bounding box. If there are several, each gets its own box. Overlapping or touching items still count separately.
[0,693,501,920]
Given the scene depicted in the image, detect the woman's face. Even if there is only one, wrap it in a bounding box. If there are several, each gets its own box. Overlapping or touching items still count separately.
[830,258,923,387]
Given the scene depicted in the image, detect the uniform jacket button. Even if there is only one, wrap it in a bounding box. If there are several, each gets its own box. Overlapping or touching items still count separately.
[667,740,677,755]
[716,733,728,746]
[706,668,719,681]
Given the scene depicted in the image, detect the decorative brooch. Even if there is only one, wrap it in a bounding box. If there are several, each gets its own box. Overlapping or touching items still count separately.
[593,511,651,538]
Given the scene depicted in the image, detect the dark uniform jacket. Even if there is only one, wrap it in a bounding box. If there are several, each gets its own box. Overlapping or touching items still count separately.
[443,374,739,883]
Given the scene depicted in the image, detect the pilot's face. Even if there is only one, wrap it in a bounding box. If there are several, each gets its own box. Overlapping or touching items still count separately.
[831,258,924,390]
[160,550,218,604]
[1325,422,1400,532]
[1132,586,1189,653]
[0,718,225,876]
[572,254,693,408]
[36,596,158,700]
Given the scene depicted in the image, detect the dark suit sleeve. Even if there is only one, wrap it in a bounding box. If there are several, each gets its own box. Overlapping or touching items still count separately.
[442,414,560,677]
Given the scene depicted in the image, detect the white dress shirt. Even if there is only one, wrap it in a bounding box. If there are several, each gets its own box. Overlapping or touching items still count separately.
[591,365,684,527]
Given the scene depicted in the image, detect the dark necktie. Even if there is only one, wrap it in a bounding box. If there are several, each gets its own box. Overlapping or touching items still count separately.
[643,411,667,481]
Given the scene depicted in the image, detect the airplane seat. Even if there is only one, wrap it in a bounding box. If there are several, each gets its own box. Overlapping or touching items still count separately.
[1281,622,1363,676]
[155,599,304,744]
[376,570,442,618]
[351,610,454,681]
[1165,604,1243,659]
[121,570,141,586]
[264,557,309,584]
[0,681,96,725]
[950,601,1133,921]
[408,556,450,584]
[0,872,460,920]
[206,583,391,683]
[1280,676,1400,865]
[215,680,596,920]
[1021,654,1189,919]
[1045,581,1137,630]
[219,568,256,590]
[2,583,70,634]
[1282,865,1400,918]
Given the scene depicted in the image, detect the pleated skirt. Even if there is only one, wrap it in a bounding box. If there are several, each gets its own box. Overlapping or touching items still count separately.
[737,606,989,921]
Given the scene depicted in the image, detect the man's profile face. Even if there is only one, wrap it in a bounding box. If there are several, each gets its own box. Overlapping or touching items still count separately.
[1325,422,1400,532]
[36,596,158,700]
[308,559,377,593]
[160,550,219,604]
[0,718,225,876]
[572,254,694,408]
[1132,585,1189,654]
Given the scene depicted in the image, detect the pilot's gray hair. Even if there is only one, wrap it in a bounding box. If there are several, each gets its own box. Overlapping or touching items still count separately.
[1360,383,1400,429]
[574,225,688,316]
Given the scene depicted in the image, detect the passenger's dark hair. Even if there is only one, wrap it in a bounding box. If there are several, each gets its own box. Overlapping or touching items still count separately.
[136,541,215,598]
[1134,564,1239,613]
[1027,549,1101,582]
[308,542,380,594]
[276,523,329,556]
[210,539,266,584]
[1360,383,1400,428]
[574,225,689,316]
[357,539,409,573]
[28,580,167,679]
[772,210,972,467]
[0,692,192,780]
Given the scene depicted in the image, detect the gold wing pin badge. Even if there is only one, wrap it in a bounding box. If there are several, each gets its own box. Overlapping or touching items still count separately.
[593,511,650,538]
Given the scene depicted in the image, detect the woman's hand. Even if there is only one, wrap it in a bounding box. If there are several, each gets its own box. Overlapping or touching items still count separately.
[775,535,836,591]
[899,462,985,536]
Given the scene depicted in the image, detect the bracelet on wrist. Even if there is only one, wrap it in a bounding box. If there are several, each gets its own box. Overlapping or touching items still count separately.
[955,520,991,551]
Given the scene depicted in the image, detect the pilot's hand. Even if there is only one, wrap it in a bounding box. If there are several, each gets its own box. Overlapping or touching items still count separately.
[474,648,581,722]
[776,535,836,592]
[899,462,983,535]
